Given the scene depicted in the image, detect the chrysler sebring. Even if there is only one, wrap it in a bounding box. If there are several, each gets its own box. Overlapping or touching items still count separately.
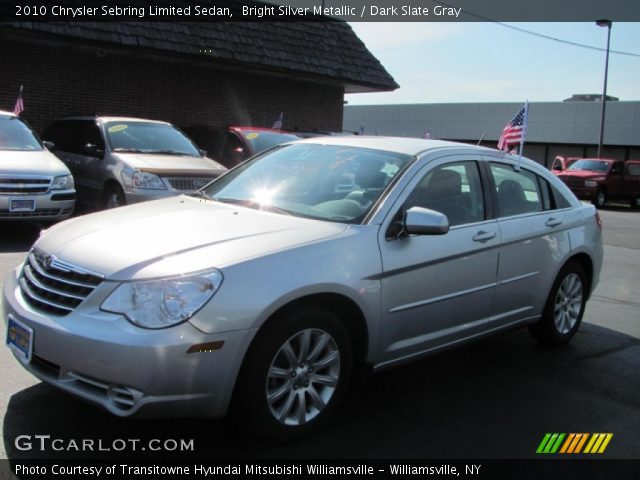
[3,137,603,440]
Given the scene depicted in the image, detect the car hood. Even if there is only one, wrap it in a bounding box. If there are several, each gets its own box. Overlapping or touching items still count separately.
[0,149,71,176]
[558,170,606,180]
[36,196,348,281]
[115,153,226,174]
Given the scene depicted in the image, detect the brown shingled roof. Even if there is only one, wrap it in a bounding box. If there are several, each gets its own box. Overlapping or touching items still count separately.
[1,6,398,93]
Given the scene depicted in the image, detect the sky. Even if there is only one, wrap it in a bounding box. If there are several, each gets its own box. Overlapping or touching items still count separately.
[345,22,640,105]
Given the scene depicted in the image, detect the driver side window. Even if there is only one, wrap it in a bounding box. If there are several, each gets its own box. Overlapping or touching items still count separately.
[405,161,485,227]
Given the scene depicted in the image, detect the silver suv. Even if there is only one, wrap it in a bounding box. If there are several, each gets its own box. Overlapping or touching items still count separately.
[42,116,227,209]
[0,110,75,222]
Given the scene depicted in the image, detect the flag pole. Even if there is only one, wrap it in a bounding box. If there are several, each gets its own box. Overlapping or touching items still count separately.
[518,100,529,159]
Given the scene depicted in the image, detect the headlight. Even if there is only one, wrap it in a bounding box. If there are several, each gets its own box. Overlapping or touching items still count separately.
[101,270,223,329]
[51,174,74,190]
[132,171,167,190]
[584,180,598,187]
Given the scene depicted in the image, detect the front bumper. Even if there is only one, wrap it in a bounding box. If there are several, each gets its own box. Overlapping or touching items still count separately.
[0,190,75,221]
[2,266,255,418]
[568,185,598,201]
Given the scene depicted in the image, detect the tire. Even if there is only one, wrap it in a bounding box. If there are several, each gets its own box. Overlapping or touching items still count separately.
[529,262,587,346]
[103,184,126,209]
[592,189,606,209]
[234,306,353,442]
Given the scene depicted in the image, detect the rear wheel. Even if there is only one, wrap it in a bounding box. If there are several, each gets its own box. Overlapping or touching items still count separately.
[592,190,606,209]
[103,184,126,209]
[234,306,352,442]
[529,262,587,346]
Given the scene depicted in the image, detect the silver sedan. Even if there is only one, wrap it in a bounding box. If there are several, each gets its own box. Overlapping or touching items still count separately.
[3,137,603,440]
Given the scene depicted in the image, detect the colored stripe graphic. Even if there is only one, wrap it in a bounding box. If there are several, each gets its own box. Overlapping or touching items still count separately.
[537,433,613,454]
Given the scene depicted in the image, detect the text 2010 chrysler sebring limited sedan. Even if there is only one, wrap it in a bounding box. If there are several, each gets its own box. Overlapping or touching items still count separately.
[3,137,603,440]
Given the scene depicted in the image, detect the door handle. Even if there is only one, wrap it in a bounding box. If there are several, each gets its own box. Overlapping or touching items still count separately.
[545,217,562,228]
[472,230,497,242]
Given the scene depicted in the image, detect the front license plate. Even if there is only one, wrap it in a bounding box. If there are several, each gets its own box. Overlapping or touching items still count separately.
[9,198,36,212]
[6,315,33,363]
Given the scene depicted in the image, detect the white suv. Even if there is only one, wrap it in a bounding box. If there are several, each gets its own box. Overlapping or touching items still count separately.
[0,110,75,223]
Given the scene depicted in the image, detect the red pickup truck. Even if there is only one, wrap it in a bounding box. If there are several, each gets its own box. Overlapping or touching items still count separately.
[557,158,640,209]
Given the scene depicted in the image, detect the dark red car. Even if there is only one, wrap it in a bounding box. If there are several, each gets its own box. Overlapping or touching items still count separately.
[557,158,640,208]
[182,125,299,168]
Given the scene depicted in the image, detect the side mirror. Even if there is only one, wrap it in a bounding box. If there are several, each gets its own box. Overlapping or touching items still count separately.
[553,165,562,171]
[83,143,104,158]
[42,140,55,150]
[199,149,208,157]
[404,206,450,235]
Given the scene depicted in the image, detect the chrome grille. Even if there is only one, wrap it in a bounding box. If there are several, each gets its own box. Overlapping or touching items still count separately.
[164,176,215,192]
[0,176,51,194]
[19,249,103,316]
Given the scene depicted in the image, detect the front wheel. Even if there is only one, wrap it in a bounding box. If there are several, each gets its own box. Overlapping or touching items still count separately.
[234,307,352,442]
[592,190,606,209]
[529,262,587,346]
[103,184,126,209]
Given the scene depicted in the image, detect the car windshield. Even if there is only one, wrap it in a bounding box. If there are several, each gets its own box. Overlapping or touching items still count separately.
[0,115,43,151]
[568,159,611,173]
[105,121,200,156]
[239,130,300,155]
[201,143,413,223]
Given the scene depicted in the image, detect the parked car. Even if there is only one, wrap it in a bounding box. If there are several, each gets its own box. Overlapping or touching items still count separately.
[550,155,580,174]
[42,116,227,209]
[183,125,299,168]
[0,110,75,223]
[3,137,603,441]
[557,158,640,208]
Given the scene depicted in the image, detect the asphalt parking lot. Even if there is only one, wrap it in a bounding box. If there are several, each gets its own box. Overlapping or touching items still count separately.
[0,207,638,462]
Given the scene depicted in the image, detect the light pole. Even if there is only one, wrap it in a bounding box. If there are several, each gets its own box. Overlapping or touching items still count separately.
[596,19,612,158]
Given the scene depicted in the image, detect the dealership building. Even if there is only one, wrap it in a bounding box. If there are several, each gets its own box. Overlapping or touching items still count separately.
[344,99,640,167]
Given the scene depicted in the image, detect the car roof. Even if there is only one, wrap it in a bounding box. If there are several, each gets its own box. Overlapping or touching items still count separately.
[57,115,171,125]
[294,135,495,156]
[0,110,17,117]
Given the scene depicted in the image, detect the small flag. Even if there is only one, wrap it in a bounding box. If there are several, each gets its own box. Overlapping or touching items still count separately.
[423,128,432,139]
[357,125,364,135]
[272,112,283,130]
[13,85,24,116]
[498,102,528,152]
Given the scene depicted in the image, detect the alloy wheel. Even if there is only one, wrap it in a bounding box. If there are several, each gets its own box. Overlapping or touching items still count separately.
[266,328,341,426]
[553,273,583,334]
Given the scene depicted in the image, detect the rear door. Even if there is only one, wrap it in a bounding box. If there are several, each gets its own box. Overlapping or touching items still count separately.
[487,159,572,328]
[623,162,640,205]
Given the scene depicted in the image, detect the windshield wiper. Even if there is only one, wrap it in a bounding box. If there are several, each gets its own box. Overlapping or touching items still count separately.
[112,148,146,153]
[187,191,210,200]
[147,149,192,155]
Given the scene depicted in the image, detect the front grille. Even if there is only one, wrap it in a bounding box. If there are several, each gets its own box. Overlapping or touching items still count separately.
[0,176,51,194]
[566,177,585,189]
[19,249,103,316]
[0,208,71,218]
[164,176,216,192]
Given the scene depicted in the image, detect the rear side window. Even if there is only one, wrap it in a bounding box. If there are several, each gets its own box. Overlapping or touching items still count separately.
[42,120,83,154]
[490,163,542,217]
[626,163,640,176]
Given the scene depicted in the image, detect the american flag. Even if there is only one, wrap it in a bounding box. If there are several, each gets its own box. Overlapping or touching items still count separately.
[498,103,527,152]
[13,85,24,116]
[271,112,283,130]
